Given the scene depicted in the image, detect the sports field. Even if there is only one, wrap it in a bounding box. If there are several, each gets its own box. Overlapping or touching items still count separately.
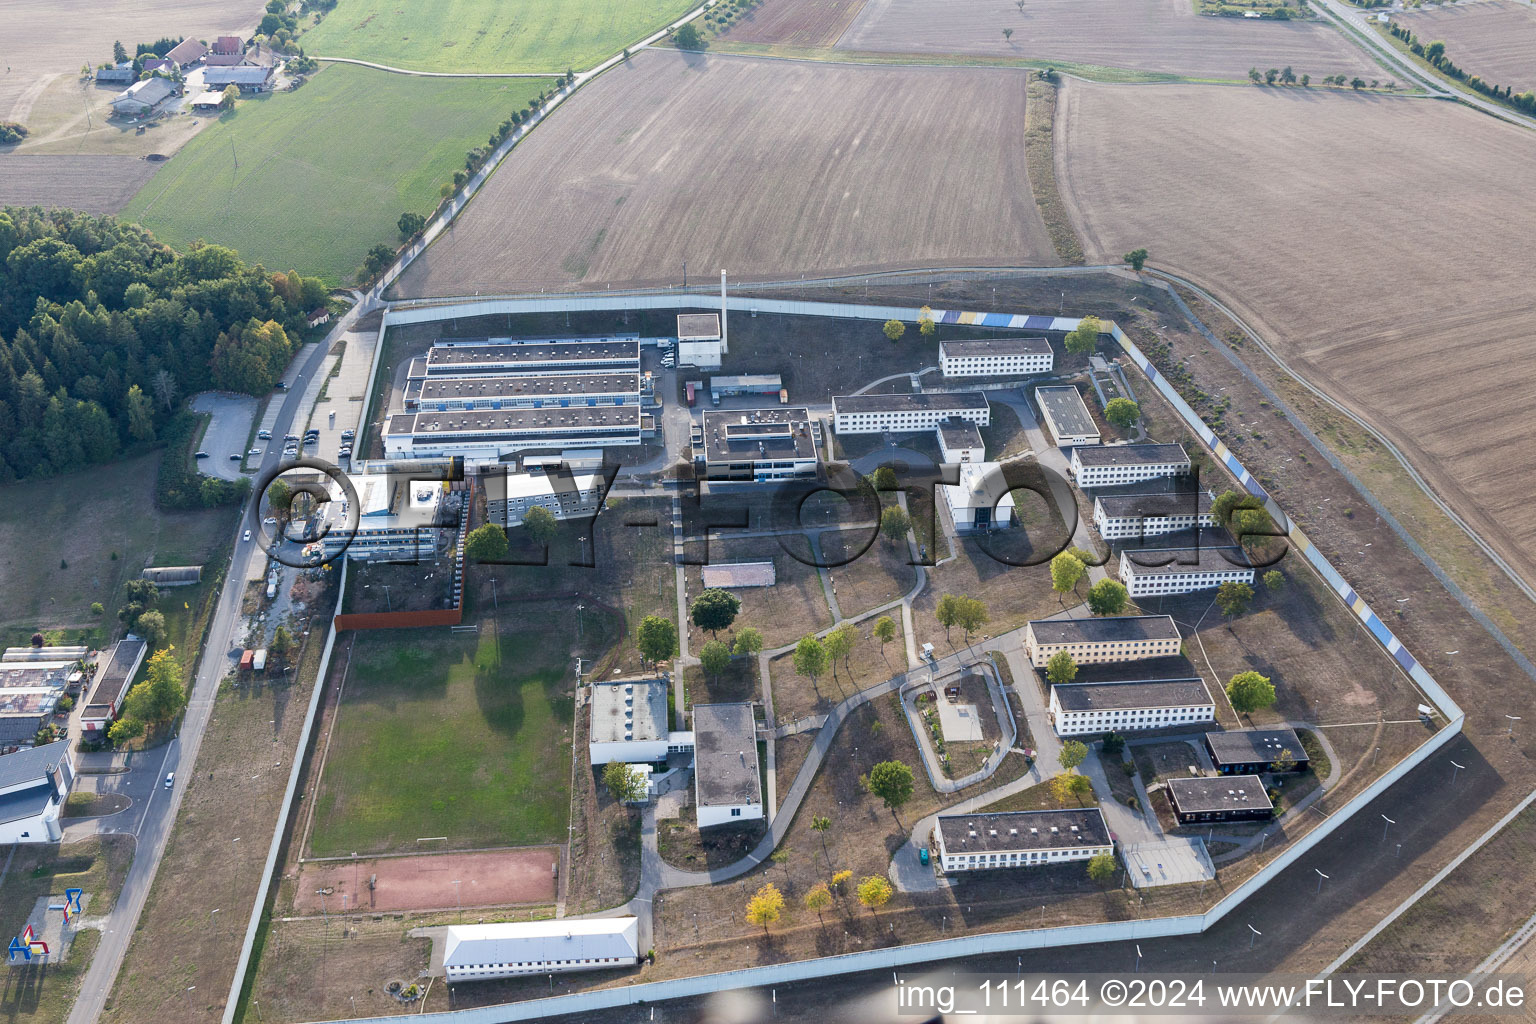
[392,49,1056,295]
[1389,0,1536,94]
[297,0,697,73]
[832,0,1376,79]
[121,64,543,284]
[1055,80,1536,599]
[306,626,574,857]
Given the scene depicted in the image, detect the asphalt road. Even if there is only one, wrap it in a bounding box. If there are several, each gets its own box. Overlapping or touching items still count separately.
[66,315,352,1024]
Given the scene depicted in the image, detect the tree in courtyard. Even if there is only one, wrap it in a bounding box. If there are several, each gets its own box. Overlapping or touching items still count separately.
[699,639,731,680]
[1050,551,1085,603]
[220,83,239,110]
[918,305,936,336]
[690,588,741,637]
[1046,650,1078,686]
[770,846,791,877]
[397,211,426,239]
[872,465,899,491]
[1226,670,1276,717]
[831,868,853,894]
[857,875,893,915]
[673,22,702,49]
[883,319,906,342]
[804,881,833,924]
[1216,580,1255,622]
[732,627,764,657]
[872,615,898,661]
[744,882,784,933]
[823,624,856,679]
[1263,569,1286,592]
[1058,739,1088,772]
[602,760,647,804]
[523,505,558,546]
[954,596,988,644]
[637,615,678,667]
[1064,315,1101,356]
[866,759,915,819]
[935,593,960,642]
[1101,731,1125,757]
[792,634,828,686]
[1124,248,1149,272]
[465,522,509,563]
[1272,747,1297,774]
[880,505,911,545]
[1087,578,1129,616]
[811,815,833,861]
[1104,397,1140,429]
[135,609,167,649]
[1087,852,1117,885]
[1051,772,1092,806]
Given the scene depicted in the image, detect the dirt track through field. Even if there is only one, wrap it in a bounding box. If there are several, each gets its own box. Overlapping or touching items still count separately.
[834,0,1377,78]
[392,49,1055,296]
[294,848,558,914]
[1054,80,1536,599]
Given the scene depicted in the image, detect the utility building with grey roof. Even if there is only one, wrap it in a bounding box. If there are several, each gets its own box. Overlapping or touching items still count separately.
[692,703,763,828]
[934,809,1111,872]
[1024,614,1182,668]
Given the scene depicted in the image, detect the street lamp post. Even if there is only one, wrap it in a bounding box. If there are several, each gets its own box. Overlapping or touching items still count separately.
[453,879,462,912]
[1451,760,1465,785]
[1247,924,1262,950]
[1508,715,1522,736]
[1381,814,1395,842]
[1315,868,1329,894]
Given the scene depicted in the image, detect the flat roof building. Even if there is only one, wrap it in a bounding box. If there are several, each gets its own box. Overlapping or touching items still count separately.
[403,373,641,412]
[709,375,782,401]
[941,461,1016,534]
[934,809,1111,872]
[677,314,725,370]
[1166,775,1273,824]
[2,647,87,664]
[1204,728,1308,775]
[0,740,74,844]
[699,407,819,482]
[384,406,644,461]
[310,473,455,562]
[441,918,640,981]
[939,337,1053,379]
[420,338,641,377]
[1095,490,1216,542]
[936,418,985,464]
[485,466,606,528]
[1070,443,1191,488]
[833,392,989,435]
[588,677,693,766]
[1035,386,1101,447]
[1023,615,1181,668]
[1119,547,1256,597]
[1049,674,1215,736]
[693,703,763,828]
[81,638,147,733]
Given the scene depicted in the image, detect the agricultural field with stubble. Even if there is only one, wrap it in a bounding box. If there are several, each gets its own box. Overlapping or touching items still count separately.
[296,0,697,72]
[832,0,1377,79]
[1388,0,1536,94]
[121,64,544,284]
[392,49,1056,296]
[1054,80,1536,596]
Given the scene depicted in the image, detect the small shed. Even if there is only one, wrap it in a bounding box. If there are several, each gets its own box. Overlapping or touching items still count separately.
[142,566,202,586]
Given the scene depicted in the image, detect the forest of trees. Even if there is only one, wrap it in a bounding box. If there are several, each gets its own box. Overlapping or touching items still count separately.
[0,206,328,485]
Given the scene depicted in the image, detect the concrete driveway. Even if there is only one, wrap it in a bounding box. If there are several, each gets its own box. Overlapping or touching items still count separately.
[189,392,258,480]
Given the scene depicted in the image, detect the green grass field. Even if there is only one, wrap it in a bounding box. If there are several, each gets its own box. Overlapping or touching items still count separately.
[307,625,574,856]
[298,0,697,73]
[122,65,544,284]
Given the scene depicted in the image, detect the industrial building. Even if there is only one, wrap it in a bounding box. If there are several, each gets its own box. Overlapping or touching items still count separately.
[416,338,642,377]
[403,373,644,413]
[1166,776,1274,825]
[308,473,457,563]
[141,566,202,586]
[0,662,75,748]
[383,406,646,461]
[1035,386,1101,447]
[832,392,990,435]
[587,677,693,765]
[0,740,74,844]
[484,466,607,528]
[677,313,726,370]
[440,918,640,981]
[80,637,148,734]
[934,809,1111,872]
[940,462,1016,534]
[1204,728,1309,775]
[939,337,1054,378]
[709,375,782,402]
[1094,490,1217,541]
[936,419,985,464]
[1118,547,1256,597]
[1069,444,1192,488]
[2,646,87,665]
[1048,674,1216,736]
[693,703,763,828]
[698,407,820,482]
[1023,615,1182,668]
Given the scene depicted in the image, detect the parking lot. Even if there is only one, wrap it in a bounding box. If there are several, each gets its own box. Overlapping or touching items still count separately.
[190,392,258,481]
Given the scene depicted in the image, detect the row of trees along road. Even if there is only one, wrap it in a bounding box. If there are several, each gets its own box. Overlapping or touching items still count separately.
[0,208,330,483]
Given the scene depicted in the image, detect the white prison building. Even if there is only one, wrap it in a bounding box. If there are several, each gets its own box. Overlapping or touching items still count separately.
[939,337,1054,378]
[441,918,640,981]
[1023,615,1182,668]
[832,392,989,435]
[587,677,694,765]
[934,809,1111,872]
[941,461,1016,533]
[1070,443,1191,488]
[1119,548,1256,597]
[936,418,985,464]
[693,703,763,828]
[1049,677,1216,736]
[1094,490,1217,541]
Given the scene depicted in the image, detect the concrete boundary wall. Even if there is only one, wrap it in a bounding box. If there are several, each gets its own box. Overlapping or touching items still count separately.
[287,294,1464,1024]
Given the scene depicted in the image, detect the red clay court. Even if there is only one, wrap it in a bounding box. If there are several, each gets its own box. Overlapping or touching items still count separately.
[294,847,558,914]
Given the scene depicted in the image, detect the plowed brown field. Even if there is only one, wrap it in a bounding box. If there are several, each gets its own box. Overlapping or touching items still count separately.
[0,153,159,213]
[392,49,1055,296]
[834,0,1376,79]
[722,0,868,45]
[1056,80,1536,590]
[1391,0,1536,94]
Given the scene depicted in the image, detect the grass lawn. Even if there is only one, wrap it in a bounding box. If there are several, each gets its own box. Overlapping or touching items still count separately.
[0,453,233,649]
[122,64,544,285]
[307,625,574,856]
[297,0,697,73]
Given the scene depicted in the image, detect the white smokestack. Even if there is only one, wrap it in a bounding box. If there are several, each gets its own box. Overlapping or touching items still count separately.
[720,269,728,353]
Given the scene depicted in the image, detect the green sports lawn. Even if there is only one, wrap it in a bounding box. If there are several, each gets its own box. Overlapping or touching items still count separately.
[306,625,574,857]
[299,0,698,73]
[121,65,544,285]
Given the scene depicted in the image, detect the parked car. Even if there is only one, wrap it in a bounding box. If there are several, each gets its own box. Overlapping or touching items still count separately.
[919,847,930,866]
[257,430,271,439]
[248,447,262,456]
[194,451,210,459]
[229,453,242,461]
[283,434,299,442]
